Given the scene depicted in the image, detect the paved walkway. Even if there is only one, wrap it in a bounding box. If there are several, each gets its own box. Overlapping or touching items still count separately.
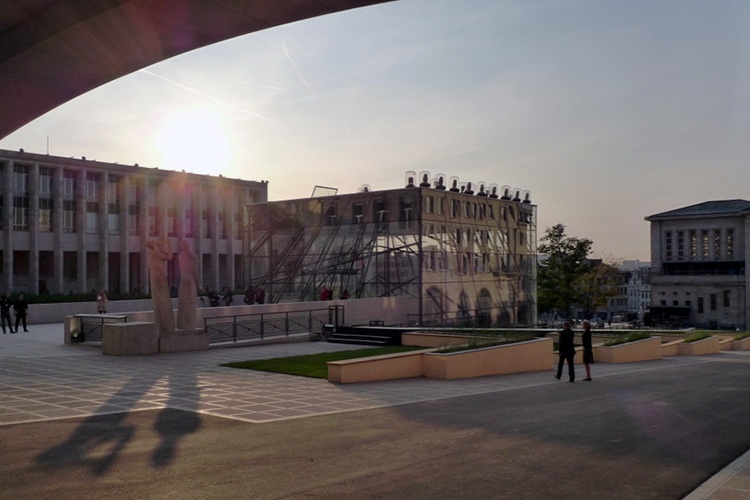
[1,324,749,499]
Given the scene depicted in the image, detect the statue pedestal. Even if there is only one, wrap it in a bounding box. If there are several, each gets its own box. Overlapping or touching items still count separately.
[102,322,160,356]
[159,328,209,353]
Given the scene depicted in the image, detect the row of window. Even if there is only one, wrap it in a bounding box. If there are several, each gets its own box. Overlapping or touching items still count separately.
[659,290,731,312]
[423,250,523,275]
[1,166,250,239]
[665,229,734,261]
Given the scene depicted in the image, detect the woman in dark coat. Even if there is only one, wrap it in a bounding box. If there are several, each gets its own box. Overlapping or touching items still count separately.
[582,320,594,381]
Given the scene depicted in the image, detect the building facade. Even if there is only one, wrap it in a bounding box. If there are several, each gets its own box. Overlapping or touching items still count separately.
[244,173,537,326]
[646,200,749,329]
[0,149,267,295]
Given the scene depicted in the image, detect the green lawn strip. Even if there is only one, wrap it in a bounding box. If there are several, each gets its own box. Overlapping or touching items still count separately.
[221,346,425,378]
[602,331,652,347]
[735,331,750,341]
[683,331,713,343]
[438,335,535,354]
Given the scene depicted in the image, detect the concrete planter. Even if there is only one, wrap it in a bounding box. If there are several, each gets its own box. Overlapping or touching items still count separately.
[719,338,734,351]
[402,332,496,348]
[732,337,750,351]
[678,336,720,356]
[327,338,553,383]
[421,338,553,380]
[593,337,662,363]
[661,340,684,357]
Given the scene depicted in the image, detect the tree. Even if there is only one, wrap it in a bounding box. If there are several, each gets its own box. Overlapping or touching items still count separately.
[537,224,618,319]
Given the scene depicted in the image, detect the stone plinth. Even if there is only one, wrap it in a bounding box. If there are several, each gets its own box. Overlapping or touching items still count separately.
[159,328,209,353]
[102,322,159,356]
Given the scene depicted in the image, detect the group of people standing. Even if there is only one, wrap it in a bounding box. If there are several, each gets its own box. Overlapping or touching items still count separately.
[319,288,350,301]
[1,293,29,334]
[555,320,594,383]
[242,286,265,305]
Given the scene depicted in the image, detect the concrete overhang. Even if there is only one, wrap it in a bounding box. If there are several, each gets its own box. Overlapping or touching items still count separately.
[0,0,395,140]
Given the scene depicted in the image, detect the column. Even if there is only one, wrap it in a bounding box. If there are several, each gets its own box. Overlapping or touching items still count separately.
[76,169,86,293]
[120,175,129,294]
[2,161,13,292]
[52,166,64,294]
[29,163,40,294]
[210,184,220,291]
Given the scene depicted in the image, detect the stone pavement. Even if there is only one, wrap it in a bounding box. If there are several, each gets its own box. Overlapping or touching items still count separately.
[1,324,750,499]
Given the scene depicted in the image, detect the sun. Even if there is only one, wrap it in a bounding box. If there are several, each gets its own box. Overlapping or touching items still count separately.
[156,109,231,174]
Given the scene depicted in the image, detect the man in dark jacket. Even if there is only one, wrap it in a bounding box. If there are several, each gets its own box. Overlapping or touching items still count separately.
[14,294,29,333]
[1,293,14,333]
[555,321,575,382]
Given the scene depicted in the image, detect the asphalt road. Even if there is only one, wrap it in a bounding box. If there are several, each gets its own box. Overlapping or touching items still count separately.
[2,356,750,500]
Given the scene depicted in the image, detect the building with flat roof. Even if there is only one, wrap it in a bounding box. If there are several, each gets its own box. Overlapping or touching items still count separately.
[244,172,537,326]
[1,148,267,295]
[645,200,749,329]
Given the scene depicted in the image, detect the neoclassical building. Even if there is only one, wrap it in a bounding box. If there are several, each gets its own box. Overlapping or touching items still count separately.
[0,149,267,295]
[646,200,750,329]
[245,172,537,326]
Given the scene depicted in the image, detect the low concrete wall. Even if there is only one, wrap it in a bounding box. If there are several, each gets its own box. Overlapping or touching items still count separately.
[593,337,662,363]
[159,328,209,353]
[402,332,493,348]
[102,322,159,356]
[328,349,435,383]
[732,337,750,350]
[678,336,720,356]
[719,338,734,351]
[423,338,553,380]
[661,340,684,357]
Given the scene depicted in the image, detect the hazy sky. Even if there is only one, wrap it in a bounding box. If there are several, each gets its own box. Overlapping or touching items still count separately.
[2,0,750,261]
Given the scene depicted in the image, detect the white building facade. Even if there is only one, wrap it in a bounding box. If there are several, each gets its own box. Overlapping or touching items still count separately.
[1,149,267,295]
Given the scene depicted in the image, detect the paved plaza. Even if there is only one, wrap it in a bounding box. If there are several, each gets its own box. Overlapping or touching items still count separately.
[1,324,750,499]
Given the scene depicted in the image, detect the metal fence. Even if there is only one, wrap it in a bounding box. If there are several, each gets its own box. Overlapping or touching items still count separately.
[73,314,128,342]
[205,305,344,345]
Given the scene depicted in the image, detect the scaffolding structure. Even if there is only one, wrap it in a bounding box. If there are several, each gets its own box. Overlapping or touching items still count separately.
[244,181,537,326]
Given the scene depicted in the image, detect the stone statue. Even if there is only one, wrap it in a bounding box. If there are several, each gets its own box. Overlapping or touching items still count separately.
[146,239,175,333]
[176,240,198,330]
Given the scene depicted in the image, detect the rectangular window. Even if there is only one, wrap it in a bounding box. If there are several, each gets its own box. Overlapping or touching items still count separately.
[373,199,388,223]
[677,231,684,261]
[727,229,734,258]
[201,208,210,238]
[665,230,672,261]
[435,197,444,215]
[451,200,459,218]
[39,167,54,232]
[463,202,471,218]
[128,181,141,236]
[685,300,691,307]
[723,290,730,308]
[698,297,704,313]
[324,204,337,226]
[167,207,177,237]
[488,204,495,220]
[424,196,433,214]
[701,230,709,260]
[13,164,30,231]
[149,206,159,237]
[218,211,227,239]
[714,229,721,260]
[400,196,414,228]
[108,176,120,235]
[710,293,717,311]
[352,203,364,224]
[86,173,99,234]
[689,230,697,260]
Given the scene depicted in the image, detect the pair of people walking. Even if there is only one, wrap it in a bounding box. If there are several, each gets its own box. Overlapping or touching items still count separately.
[555,320,594,382]
[1,293,29,334]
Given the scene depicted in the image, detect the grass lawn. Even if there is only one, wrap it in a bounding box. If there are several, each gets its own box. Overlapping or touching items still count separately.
[221,346,425,378]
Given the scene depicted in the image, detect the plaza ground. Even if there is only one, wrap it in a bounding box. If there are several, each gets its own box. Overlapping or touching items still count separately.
[1,324,750,499]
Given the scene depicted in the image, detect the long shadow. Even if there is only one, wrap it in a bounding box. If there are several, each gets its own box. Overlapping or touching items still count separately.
[36,359,203,475]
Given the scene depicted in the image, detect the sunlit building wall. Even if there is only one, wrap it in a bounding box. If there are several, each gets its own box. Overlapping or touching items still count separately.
[0,149,267,295]
[244,176,537,326]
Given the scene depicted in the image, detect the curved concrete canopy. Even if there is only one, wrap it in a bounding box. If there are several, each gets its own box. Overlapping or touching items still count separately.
[0,0,394,140]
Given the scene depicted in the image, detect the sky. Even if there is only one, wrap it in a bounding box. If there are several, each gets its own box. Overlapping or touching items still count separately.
[2,0,750,262]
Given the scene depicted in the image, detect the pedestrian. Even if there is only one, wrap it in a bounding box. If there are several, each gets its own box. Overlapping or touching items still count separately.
[244,286,255,305]
[1,293,14,333]
[326,288,334,300]
[555,321,575,382]
[339,289,350,300]
[320,288,328,301]
[222,286,233,306]
[96,289,108,314]
[256,287,265,304]
[14,293,29,333]
[582,320,594,381]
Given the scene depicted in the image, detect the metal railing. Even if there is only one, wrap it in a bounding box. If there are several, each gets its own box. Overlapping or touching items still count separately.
[205,305,344,345]
[73,314,128,342]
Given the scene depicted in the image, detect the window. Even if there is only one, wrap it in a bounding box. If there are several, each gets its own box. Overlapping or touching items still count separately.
[424,196,433,214]
[673,300,678,306]
[85,173,99,234]
[714,229,721,260]
[463,202,471,218]
[435,197,444,215]
[701,230,709,260]
[63,171,77,234]
[150,206,159,237]
[13,164,30,231]
[451,200,459,218]
[698,297,704,313]
[128,180,141,236]
[167,207,177,237]
[108,175,120,235]
[324,204,337,226]
[353,203,364,224]
[723,290,730,308]
[488,204,495,219]
[689,230,697,260]
[39,167,54,232]
[665,231,672,261]
[727,229,734,258]
[677,231,684,261]
[685,300,691,307]
[373,199,388,223]
[218,210,227,239]
[710,294,717,311]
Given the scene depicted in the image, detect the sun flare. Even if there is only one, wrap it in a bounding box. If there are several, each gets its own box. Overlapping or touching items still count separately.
[156,110,231,174]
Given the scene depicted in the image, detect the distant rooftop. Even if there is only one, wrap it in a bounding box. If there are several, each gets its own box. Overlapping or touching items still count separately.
[646,199,750,220]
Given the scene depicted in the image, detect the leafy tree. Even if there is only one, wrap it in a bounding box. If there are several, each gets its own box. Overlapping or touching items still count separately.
[538,224,606,317]
[573,260,621,318]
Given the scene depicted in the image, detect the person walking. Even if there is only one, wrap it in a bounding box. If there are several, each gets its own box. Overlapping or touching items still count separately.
[1,293,14,333]
[96,289,108,314]
[555,321,575,382]
[256,287,265,304]
[14,293,29,333]
[244,286,255,305]
[582,320,594,381]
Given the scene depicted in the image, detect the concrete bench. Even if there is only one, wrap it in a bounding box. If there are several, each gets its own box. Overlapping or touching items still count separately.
[102,321,159,355]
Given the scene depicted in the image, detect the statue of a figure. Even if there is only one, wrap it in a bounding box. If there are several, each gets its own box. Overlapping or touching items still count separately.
[146,239,175,333]
[176,240,198,330]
